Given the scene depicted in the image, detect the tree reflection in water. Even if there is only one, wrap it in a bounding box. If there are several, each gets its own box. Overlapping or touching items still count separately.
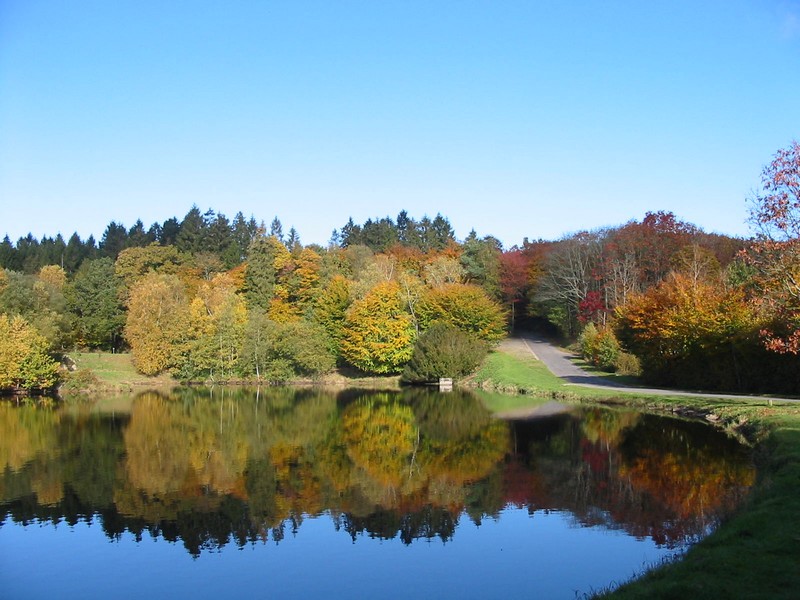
[0,390,753,556]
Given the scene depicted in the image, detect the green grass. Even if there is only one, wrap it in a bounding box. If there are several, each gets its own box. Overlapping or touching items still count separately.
[594,409,800,599]
[66,352,176,391]
[471,346,633,400]
[473,349,567,392]
[474,341,800,599]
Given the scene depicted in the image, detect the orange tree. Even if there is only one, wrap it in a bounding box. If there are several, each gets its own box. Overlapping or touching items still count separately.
[616,273,756,391]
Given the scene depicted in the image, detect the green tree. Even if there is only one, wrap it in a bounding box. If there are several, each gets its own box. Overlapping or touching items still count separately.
[460,231,502,298]
[240,313,334,382]
[66,258,126,350]
[312,275,351,354]
[244,235,290,310]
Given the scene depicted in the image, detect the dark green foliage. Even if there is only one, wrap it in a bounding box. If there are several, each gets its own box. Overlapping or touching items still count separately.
[65,258,126,350]
[244,235,280,310]
[99,221,129,259]
[338,212,455,252]
[401,323,488,383]
[460,230,502,298]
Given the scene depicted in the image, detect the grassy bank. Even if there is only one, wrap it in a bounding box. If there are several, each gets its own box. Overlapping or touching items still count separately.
[474,345,800,599]
[64,352,177,394]
[62,352,401,396]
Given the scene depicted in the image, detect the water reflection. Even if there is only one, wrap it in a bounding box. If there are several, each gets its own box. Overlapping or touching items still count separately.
[0,389,753,557]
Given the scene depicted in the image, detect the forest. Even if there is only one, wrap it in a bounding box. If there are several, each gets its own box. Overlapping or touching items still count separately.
[1,141,799,395]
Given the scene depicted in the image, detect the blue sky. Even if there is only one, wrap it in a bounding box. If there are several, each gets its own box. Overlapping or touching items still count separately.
[1,1,799,248]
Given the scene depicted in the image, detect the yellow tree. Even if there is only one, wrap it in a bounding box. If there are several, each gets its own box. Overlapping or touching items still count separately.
[340,281,415,374]
[417,283,507,342]
[124,272,190,375]
[184,272,248,380]
[0,314,59,391]
[115,244,183,298]
[37,265,67,290]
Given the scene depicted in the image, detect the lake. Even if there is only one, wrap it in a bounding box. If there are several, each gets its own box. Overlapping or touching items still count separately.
[0,388,754,599]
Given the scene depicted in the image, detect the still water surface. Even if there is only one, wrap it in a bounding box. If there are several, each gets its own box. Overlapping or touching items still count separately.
[0,388,754,599]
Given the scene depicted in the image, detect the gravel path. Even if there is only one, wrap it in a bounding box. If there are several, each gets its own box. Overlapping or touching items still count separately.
[509,335,799,403]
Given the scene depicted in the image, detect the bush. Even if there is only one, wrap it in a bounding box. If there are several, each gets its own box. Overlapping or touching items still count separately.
[578,322,599,359]
[401,323,488,384]
[593,328,621,371]
[578,323,621,372]
[59,368,100,395]
[614,351,642,376]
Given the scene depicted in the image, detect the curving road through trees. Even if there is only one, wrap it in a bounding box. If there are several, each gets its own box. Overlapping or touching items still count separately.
[515,335,800,403]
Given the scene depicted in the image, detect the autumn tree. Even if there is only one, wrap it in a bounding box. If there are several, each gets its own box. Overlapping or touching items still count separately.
[114,244,183,299]
[0,269,73,351]
[532,232,602,337]
[340,281,416,374]
[180,273,248,381]
[746,140,800,353]
[499,249,531,331]
[423,255,465,288]
[124,273,190,375]
[615,273,771,391]
[0,314,59,391]
[417,283,506,343]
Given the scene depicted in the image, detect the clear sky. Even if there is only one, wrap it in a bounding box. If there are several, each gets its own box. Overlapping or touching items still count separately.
[1,1,799,248]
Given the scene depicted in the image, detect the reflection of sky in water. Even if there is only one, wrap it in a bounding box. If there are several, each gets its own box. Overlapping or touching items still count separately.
[1,507,675,600]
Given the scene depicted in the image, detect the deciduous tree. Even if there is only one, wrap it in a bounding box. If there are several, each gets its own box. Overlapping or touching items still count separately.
[0,314,59,391]
[124,273,190,375]
[746,140,800,353]
[340,281,415,374]
[417,283,506,343]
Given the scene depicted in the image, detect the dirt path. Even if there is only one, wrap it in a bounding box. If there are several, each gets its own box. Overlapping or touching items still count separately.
[508,335,800,403]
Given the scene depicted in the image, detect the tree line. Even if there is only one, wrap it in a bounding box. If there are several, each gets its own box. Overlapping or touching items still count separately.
[1,141,799,394]
[0,210,506,390]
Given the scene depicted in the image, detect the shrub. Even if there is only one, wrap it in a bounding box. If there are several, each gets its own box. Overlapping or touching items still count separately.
[59,368,100,395]
[614,351,642,376]
[401,323,488,384]
[578,322,599,360]
[593,327,621,371]
[578,323,621,372]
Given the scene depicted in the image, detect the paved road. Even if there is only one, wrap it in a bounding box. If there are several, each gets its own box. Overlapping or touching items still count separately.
[514,335,799,403]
